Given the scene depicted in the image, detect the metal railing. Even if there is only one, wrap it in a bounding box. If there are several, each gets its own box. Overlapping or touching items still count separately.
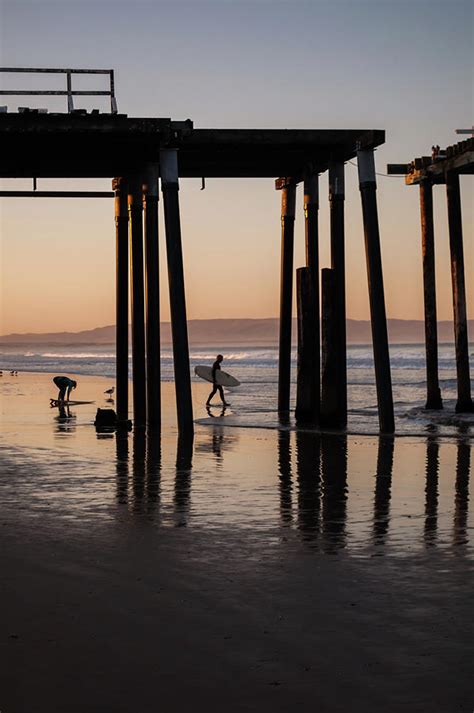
[0,67,118,113]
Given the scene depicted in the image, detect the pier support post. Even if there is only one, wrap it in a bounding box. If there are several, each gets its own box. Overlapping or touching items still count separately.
[320,268,339,427]
[160,149,193,434]
[420,178,443,409]
[113,177,129,424]
[446,171,473,413]
[303,170,320,421]
[128,176,147,428]
[295,267,319,423]
[143,165,161,428]
[329,160,347,426]
[357,149,395,434]
[277,180,296,413]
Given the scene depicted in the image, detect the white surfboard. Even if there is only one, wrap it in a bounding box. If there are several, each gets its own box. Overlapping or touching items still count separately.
[194,365,240,387]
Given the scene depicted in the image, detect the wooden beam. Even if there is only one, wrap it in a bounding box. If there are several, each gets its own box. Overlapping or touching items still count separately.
[113,177,129,424]
[295,268,319,424]
[128,176,147,428]
[160,149,194,434]
[143,165,161,428]
[277,180,296,413]
[419,178,442,409]
[446,171,473,413]
[357,149,395,434]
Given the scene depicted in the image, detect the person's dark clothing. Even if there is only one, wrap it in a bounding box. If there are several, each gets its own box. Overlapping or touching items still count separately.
[212,360,221,381]
[207,360,225,405]
[53,376,75,401]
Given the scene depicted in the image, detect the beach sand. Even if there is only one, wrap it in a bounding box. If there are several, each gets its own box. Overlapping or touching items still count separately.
[0,372,472,712]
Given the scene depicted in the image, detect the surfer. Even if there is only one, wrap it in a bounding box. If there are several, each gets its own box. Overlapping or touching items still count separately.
[53,375,77,403]
[205,354,229,407]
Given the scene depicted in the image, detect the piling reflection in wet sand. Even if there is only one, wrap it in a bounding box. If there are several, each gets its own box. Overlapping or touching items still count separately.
[277,430,293,525]
[321,435,348,552]
[424,438,439,547]
[132,429,146,510]
[146,430,161,516]
[110,420,471,554]
[373,437,394,546]
[295,431,321,540]
[115,430,129,505]
[454,440,470,547]
[174,433,193,526]
[115,429,162,516]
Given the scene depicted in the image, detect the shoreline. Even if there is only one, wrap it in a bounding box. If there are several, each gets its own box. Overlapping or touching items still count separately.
[1,370,472,712]
[2,369,472,442]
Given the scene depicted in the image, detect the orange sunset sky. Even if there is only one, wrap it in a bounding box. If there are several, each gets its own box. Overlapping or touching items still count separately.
[0,0,472,335]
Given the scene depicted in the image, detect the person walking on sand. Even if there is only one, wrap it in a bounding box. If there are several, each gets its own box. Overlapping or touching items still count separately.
[206,354,229,407]
[53,375,77,403]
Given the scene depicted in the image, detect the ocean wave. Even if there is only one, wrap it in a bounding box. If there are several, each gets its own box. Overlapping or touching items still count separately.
[40,352,117,359]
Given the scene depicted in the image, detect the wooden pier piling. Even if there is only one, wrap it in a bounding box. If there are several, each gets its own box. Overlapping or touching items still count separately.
[320,268,339,428]
[357,149,395,434]
[143,165,161,428]
[329,161,347,426]
[303,171,320,420]
[446,170,473,413]
[277,180,296,414]
[295,267,319,424]
[160,149,194,434]
[128,176,147,428]
[419,177,442,409]
[113,177,129,424]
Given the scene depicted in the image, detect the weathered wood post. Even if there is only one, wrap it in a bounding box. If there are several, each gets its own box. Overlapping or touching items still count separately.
[303,170,320,420]
[446,170,473,413]
[419,177,443,410]
[143,164,161,428]
[113,177,129,424]
[357,148,395,434]
[128,175,147,428]
[320,268,339,427]
[160,148,193,433]
[295,267,319,423]
[329,160,347,425]
[276,178,296,414]
[304,171,319,286]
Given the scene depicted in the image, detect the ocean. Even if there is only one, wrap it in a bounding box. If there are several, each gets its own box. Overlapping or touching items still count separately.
[1,342,473,437]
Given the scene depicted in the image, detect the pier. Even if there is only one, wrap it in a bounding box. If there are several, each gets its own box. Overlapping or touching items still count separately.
[0,67,395,433]
[388,138,473,413]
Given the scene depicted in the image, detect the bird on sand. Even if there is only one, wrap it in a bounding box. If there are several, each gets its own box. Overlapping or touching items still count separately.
[104,387,115,398]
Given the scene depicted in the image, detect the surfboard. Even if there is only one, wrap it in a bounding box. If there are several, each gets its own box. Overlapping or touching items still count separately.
[50,399,95,406]
[194,365,240,387]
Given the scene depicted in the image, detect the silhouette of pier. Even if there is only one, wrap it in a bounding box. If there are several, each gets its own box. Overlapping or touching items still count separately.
[0,67,395,433]
[388,138,473,414]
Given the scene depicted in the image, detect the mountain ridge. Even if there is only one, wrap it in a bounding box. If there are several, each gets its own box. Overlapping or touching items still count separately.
[1,318,472,345]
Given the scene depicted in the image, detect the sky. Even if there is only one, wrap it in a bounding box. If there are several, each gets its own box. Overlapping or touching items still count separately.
[0,0,472,334]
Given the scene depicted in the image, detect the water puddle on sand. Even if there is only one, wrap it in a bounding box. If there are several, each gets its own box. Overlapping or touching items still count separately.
[0,373,472,560]
[0,426,472,561]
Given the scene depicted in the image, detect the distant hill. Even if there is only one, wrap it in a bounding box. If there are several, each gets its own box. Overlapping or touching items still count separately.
[1,318,472,345]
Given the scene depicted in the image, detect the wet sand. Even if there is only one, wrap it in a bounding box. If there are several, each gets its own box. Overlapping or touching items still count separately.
[0,372,473,712]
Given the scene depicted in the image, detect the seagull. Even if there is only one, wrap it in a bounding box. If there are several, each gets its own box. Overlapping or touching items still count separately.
[104,387,115,398]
